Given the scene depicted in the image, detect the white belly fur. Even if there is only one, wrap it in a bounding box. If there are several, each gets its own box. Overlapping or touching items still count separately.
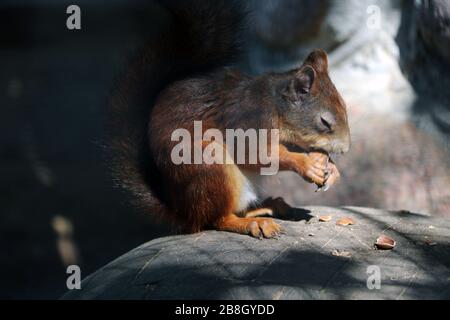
[236,169,262,212]
[222,145,263,213]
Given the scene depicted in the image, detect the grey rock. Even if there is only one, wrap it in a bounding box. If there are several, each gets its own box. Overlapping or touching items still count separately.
[246,0,401,73]
[397,0,450,123]
[63,206,450,300]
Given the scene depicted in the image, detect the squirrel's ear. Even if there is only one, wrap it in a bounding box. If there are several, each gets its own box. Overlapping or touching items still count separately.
[303,49,328,73]
[295,65,316,94]
[283,66,315,100]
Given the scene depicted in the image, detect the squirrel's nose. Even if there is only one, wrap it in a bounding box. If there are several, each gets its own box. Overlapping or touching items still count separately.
[318,111,336,132]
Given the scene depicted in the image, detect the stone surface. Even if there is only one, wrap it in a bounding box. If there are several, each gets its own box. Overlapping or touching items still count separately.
[245,0,401,73]
[63,206,450,300]
[397,0,450,132]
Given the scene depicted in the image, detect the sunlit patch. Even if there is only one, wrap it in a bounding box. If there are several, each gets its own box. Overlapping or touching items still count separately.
[51,215,81,267]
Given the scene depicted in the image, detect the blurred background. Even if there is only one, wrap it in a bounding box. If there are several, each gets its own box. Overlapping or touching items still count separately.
[0,0,449,298]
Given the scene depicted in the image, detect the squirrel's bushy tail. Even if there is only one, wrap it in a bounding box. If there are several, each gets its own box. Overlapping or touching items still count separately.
[108,0,245,219]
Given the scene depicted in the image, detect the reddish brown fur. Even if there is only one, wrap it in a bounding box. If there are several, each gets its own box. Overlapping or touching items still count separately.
[148,51,350,236]
[109,1,350,238]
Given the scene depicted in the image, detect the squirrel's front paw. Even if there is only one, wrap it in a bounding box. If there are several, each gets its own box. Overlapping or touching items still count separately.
[317,160,340,191]
[297,152,329,186]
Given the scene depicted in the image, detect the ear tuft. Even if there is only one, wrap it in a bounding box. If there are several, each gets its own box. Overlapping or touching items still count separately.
[303,49,328,73]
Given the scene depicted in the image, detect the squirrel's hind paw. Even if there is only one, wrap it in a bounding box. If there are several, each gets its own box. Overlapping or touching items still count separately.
[215,214,281,239]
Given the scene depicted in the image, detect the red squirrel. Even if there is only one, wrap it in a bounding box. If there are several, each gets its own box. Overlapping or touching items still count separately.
[109,0,350,238]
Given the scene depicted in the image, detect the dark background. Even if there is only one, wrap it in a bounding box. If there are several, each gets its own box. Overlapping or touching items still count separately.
[1,0,449,299]
[0,0,173,298]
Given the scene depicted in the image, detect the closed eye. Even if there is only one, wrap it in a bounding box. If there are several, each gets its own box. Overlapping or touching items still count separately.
[321,116,332,131]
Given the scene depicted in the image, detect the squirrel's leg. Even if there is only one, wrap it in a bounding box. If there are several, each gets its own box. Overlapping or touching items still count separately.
[173,141,280,238]
[244,207,273,218]
[215,214,280,238]
[278,145,329,186]
[260,197,292,218]
[212,152,280,238]
[244,197,292,219]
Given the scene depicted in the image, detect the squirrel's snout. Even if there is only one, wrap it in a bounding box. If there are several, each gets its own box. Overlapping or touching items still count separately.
[326,131,350,154]
[340,140,350,154]
[316,111,351,154]
[335,133,351,154]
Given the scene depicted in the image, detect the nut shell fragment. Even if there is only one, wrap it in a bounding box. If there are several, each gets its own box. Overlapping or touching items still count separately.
[319,215,332,222]
[375,235,396,250]
[336,217,355,226]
